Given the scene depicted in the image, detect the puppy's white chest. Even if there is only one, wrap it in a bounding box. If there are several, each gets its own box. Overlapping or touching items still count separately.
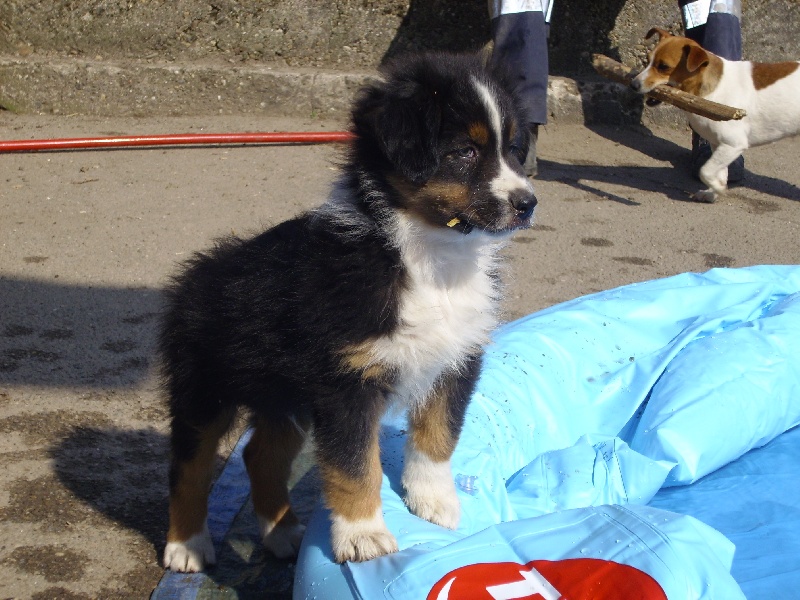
[399,270,497,360]
[373,259,499,406]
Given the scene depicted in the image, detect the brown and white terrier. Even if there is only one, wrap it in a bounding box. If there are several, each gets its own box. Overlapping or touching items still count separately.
[632,27,800,203]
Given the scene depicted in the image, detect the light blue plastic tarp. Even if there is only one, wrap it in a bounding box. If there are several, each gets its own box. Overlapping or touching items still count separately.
[294,266,800,599]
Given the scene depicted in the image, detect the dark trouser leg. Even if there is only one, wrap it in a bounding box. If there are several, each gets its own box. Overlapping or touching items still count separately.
[489,6,550,176]
[680,0,745,181]
[680,0,742,59]
[489,10,550,125]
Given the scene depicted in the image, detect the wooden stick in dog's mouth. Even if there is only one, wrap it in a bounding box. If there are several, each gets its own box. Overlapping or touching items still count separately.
[592,54,746,122]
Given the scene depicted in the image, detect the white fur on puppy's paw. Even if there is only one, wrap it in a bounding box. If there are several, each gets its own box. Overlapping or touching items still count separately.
[331,510,398,563]
[261,519,306,559]
[693,189,718,203]
[163,530,215,572]
[403,479,461,529]
[402,447,461,529]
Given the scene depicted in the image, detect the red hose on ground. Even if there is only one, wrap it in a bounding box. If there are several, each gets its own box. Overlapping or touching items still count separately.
[0,131,354,153]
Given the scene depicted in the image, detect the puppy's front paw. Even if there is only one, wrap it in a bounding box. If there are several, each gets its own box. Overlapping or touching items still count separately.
[692,189,718,203]
[402,450,461,529]
[262,520,306,559]
[163,530,215,572]
[404,478,461,529]
[331,511,398,563]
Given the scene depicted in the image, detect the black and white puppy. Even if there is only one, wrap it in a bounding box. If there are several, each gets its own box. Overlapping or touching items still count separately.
[160,52,537,571]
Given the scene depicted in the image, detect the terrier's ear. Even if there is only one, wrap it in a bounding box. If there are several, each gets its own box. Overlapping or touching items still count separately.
[645,27,672,41]
[685,44,710,72]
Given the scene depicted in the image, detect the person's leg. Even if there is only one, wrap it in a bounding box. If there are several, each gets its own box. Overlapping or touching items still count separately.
[488,0,553,177]
[680,0,741,57]
[700,1,742,60]
[679,0,744,182]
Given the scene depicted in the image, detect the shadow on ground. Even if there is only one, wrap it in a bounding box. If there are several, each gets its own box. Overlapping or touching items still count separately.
[542,125,800,205]
[0,277,161,388]
[49,426,169,549]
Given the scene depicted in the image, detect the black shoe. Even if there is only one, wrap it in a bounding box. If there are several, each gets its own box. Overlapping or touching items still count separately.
[691,131,744,183]
[524,124,538,177]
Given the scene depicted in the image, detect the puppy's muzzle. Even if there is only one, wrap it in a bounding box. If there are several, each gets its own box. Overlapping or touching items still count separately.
[510,189,537,222]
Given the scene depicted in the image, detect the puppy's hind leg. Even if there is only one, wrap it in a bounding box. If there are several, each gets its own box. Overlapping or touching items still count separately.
[694,143,745,203]
[244,415,310,558]
[164,407,236,572]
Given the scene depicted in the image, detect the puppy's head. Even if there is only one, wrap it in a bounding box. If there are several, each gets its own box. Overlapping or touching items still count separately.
[631,27,714,96]
[351,52,537,235]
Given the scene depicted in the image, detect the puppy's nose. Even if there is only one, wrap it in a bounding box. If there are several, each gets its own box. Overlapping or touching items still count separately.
[630,77,642,92]
[510,190,537,220]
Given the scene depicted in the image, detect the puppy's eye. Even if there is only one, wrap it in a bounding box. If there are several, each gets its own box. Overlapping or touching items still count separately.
[451,146,477,160]
[657,62,671,72]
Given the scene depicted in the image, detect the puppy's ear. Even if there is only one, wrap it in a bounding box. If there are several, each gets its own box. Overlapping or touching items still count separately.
[373,84,442,184]
[646,27,672,41]
[685,44,710,72]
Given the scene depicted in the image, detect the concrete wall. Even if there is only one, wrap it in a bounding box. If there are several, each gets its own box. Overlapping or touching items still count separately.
[1,0,799,120]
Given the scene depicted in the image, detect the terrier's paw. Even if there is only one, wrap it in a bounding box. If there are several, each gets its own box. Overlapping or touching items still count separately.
[331,511,398,563]
[692,189,718,203]
[262,520,306,559]
[163,530,215,572]
[698,164,728,201]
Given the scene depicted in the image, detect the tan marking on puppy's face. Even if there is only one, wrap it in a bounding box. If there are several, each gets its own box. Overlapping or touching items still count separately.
[468,122,490,146]
[752,61,799,90]
[387,174,474,229]
[417,180,472,221]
